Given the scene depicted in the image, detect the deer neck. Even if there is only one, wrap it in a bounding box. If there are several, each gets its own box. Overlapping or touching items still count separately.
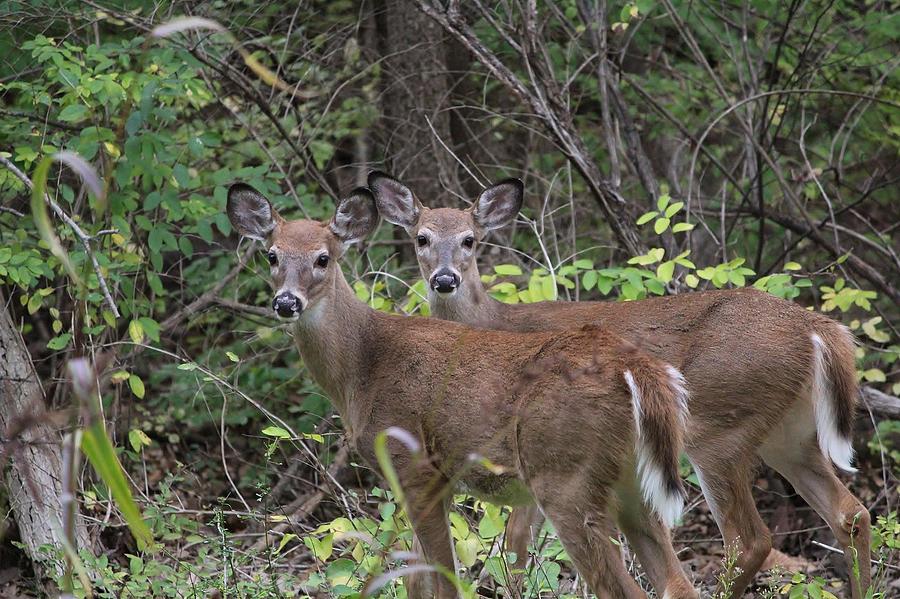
[428,263,504,327]
[292,272,372,416]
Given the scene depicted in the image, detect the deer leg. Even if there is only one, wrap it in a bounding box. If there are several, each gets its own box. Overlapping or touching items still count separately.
[612,475,698,599]
[528,477,646,599]
[503,504,542,597]
[693,459,772,597]
[401,466,458,599]
[761,443,871,599]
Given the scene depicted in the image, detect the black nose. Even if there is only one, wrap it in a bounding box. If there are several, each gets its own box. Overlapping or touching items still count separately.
[430,271,460,294]
[272,293,301,318]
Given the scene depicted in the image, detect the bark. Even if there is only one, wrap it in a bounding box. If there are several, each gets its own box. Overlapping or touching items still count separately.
[0,295,90,580]
[374,0,460,205]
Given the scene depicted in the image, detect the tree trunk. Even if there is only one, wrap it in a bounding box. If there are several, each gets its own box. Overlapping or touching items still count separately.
[373,0,460,205]
[0,295,90,581]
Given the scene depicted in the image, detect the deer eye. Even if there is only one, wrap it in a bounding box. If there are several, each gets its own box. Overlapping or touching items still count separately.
[416,234,428,247]
[267,250,277,266]
[316,254,330,268]
[462,236,475,248]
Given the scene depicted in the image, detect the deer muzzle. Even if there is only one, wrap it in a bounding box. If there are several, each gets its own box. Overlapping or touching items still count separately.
[430,269,460,294]
[272,292,302,319]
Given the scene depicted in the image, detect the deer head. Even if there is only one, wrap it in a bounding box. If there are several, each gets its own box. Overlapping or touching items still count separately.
[226,183,378,320]
[368,171,522,295]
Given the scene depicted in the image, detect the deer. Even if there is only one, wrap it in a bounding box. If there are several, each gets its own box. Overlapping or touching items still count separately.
[226,181,700,599]
[368,171,872,599]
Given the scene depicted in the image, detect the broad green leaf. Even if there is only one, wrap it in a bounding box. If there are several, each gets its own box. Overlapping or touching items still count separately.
[656,193,670,211]
[456,537,480,567]
[128,429,151,453]
[863,368,886,382]
[261,426,291,439]
[128,374,145,399]
[47,333,72,350]
[672,222,695,233]
[654,217,670,234]
[636,211,658,225]
[784,261,802,271]
[494,264,523,276]
[656,261,675,283]
[59,104,88,122]
[128,319,144,344]
[664,201,684,217]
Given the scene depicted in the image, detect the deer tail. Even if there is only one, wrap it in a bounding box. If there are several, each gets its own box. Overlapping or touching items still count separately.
[811,324,859,473]
[623,362,689,528]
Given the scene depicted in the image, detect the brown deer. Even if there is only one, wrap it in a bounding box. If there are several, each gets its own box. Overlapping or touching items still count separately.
[226,182,699,599]
[368,171,871,599]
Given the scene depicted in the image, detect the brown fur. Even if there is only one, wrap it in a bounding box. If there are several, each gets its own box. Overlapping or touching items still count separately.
[227,184,696,599]
[372,174,869,599]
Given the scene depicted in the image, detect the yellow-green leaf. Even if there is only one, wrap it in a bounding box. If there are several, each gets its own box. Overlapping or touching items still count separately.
[862,368,886,383]
[128,374,145,399]
[262,426,291,439]
[656,261,675,283]
[128,319,144,344]
[654,217,670,235]
[494,264,523,276]
[128,429,151,453]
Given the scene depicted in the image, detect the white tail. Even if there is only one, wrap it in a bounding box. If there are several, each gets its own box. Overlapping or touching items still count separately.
[625,366,689,528]
[811,333,856,473]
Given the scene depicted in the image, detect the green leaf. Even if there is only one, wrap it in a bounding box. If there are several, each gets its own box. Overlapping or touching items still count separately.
[455,537,480,568]
[494,264,523,276]
[82,423,154,550]
[275,533,298,555]
[573,259,594,270]
[47,333,72,350]
[654,217,670,234]
[128,374,145,399]
[226,351,240,362]
[636,211,658,225]
[656,261,675,283]
[784,261,802,271]
[656,193,670,211]
[59,104,88,122]
[862,318,890,343]
[261,426,291,439]
[664,201,684,218]
[128,429,151,453]
[671,222,695,233]
[582,270,598,290]
[863,368,886,382]
[541,275,558,301]
[128,319,144,344]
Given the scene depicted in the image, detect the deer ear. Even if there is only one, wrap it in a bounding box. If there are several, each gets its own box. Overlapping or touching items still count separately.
[227,183,281,241]
[330,188,379,247]
[368,171,422,231]
[472,178,523,231]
